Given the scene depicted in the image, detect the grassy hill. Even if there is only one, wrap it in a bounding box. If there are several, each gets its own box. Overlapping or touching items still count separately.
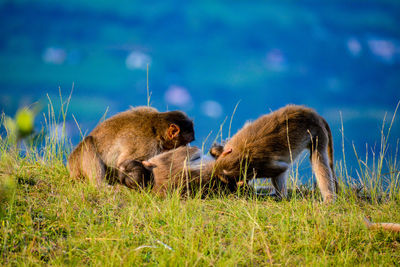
[1,103,399,265]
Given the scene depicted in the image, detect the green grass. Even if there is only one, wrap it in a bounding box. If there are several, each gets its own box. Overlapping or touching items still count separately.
[1,102,400,266]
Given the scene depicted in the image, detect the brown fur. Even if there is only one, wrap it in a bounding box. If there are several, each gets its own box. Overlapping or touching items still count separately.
[67,106,194,188]
[214,104,338,202]
[364,217,400,232]
[209,143,225,159]
[142,146,217,196]
[118,159,152,188]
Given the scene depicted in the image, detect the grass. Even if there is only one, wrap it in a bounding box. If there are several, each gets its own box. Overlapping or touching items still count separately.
[1,100,400,266]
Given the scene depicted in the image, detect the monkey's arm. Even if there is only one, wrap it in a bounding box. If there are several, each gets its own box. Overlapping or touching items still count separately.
[115,136,162,167]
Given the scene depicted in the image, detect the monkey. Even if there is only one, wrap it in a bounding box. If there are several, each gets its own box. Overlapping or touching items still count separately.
[141,146,216,196]
[141,145,241,197]
[67,106,195,188]
[213,104,338,203]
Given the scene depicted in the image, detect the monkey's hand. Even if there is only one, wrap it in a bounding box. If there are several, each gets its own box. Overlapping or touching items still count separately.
[118,159,150,189]
[209,143,224,159]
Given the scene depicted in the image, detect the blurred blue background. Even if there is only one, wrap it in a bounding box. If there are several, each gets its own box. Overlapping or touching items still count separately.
[1,0,400,171]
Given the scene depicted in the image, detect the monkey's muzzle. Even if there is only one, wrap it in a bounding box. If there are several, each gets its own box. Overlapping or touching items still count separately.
[217,174,229,184]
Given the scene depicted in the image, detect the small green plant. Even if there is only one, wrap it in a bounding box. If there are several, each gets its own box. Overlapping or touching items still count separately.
[3,106,38,145]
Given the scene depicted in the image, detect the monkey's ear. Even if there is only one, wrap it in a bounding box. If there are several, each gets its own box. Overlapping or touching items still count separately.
[221,148,233,157]
[142,161,157,170]
[167,123,180,140]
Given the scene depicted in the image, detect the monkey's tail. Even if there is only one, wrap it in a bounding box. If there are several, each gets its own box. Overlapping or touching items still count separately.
[364,217,400,232]
[322,118,339,194]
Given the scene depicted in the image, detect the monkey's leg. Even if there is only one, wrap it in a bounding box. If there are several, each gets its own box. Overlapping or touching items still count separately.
[67,148,82,180]
[68,136,106,186]
[271,170,288,199]
[311,149,335,203]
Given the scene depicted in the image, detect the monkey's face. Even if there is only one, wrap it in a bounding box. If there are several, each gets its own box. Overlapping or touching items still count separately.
[215,166,241,184]
[174,113,195,146]
[214,147,243,183]
[163,111,195,149]
[176,126,195,146]
[162,127,194,150]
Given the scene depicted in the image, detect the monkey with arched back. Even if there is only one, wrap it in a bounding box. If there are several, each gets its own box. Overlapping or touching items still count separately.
[213,105,338,203]
[67,106,195,188]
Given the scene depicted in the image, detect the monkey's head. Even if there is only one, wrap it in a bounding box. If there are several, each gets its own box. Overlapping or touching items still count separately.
[118,159,151,189]
[160,111,195,150]
[213,147,244,184]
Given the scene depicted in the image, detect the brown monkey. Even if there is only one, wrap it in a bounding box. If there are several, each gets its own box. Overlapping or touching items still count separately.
[214,105,338,203]
[67,106,195,188]
[141,146,217,196]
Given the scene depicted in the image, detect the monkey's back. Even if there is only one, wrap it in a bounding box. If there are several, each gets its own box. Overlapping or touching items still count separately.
[89,106,162,164]
[223,105,327,173]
